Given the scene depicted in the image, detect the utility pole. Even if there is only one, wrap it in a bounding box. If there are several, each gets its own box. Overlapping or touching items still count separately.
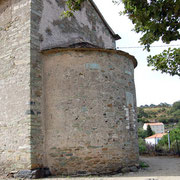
[167,131,171,151]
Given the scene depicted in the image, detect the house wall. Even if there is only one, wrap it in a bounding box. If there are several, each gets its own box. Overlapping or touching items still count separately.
[0,0,31,173]
[145,138,155,145]
[42,48,138,175]
[145,137,161,145]
[151,125,164,134]
[143,124,165,134]
[39,0,116,50]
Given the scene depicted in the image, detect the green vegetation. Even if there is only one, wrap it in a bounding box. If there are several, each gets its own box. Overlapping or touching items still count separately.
[157,123,180,154]
[139,161,149,168]
[63,0,86,17]
[147,125,153,137]
[64,0,180,76]
[137,101,180,128]
[147,48,180,76]
[138,128,147,154]
[138,137,147,154]
[120,0,180,76]
[138,101,180,155]
[138,126,155,154]
[138,128,148,139]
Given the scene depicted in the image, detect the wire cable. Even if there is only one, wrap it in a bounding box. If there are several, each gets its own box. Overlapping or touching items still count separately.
[117,44,180,49]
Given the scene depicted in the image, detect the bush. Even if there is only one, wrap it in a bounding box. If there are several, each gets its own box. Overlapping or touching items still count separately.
[138,138,147,154]
[158,116,179,124]
[157,126,180,155]
[139,161,149,168]
[138,128,148,139]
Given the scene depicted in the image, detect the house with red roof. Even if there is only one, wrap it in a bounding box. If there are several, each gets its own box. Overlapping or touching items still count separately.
[145,133,167,145]
[143,122,165,134]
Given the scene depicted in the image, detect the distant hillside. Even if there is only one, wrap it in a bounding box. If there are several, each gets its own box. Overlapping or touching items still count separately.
[137,101,180,131]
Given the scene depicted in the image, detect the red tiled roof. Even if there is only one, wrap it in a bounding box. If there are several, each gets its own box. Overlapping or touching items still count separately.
[145,122,164,126]
[145,133,167,139]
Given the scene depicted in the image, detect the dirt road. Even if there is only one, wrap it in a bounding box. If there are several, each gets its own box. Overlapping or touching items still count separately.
[126,156,180,177]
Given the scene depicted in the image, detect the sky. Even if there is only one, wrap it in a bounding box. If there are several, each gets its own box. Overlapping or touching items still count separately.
[93,0,180,107]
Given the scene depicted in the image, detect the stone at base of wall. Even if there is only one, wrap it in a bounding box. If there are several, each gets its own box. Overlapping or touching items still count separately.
[12,168,51,179]
[8,165,139,179]
[59,165,140,177]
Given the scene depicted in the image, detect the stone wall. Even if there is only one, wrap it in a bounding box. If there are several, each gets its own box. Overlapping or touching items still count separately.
[0,0,31,173]
[29,0,120,170]
[0,0,138,176]
[39,0,116,50]
[30,0,44,169]
[42,48,139,175]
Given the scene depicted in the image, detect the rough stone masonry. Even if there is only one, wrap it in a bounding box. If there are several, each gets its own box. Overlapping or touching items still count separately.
[0,0,139,177]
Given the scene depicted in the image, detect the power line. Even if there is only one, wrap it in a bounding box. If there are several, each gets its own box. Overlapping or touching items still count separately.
[117,44,180,49]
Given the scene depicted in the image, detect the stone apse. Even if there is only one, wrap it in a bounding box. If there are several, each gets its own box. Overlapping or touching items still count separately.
[0,0,139,177]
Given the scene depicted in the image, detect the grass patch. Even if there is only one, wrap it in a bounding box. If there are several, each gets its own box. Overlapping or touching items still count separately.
[139,161,149,168]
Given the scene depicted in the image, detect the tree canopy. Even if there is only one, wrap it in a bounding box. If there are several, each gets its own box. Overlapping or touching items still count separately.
[63,0,86,17]
[64,0,180,76]
[137,100,180,124]
[158,125,180,152]
[147,125,154,137]
[120,0,180,76]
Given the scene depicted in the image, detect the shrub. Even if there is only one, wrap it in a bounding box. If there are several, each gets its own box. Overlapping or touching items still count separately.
[138,138,147,154]
[139,161,149,168]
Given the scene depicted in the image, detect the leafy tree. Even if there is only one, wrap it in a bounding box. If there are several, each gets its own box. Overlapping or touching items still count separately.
[63,0,86,17]
[138,128,148,139]
[137,107,150,123]
[177,121,180,128]
[170,101,180,121]
[147,48,180,76]
[117,0,180,76]
[150,104,156,108]
[171,101,180,113]
[138,127,148,154]
[138,138,147,154]
[157,102,171,108]
[64,0,180,76]
[147,125,153,137]
[172,109,180,117]
[137,107,148,118]
[160,128,180,145]
[158,126,180,153]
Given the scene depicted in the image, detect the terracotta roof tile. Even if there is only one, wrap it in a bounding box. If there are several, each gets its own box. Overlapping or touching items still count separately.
[145,133,167,139]
[145,122,164,126]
